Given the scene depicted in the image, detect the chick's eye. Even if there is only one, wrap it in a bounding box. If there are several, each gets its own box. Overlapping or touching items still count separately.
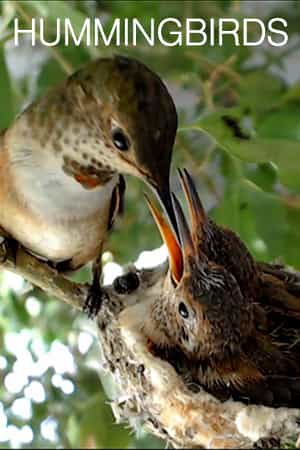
[112,128,130,151]
[178,302,189,319]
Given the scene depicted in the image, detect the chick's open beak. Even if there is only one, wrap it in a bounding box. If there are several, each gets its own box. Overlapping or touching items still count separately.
[177,168,206,243]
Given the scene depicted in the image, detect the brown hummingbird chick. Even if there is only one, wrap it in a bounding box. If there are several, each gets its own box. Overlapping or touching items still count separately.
[177,168,260,301]
[0,54,178,317]
[144,169,300,408]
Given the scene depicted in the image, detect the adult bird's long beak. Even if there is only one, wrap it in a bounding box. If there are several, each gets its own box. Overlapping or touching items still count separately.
[145,193,183,285]
[152,180,180,246]
[146,169,205,285]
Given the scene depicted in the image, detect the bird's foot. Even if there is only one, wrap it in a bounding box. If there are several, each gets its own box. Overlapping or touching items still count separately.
[0,237,19,265]
[146,337,156,355]
[113,271,140,295]
[84,280,108,319]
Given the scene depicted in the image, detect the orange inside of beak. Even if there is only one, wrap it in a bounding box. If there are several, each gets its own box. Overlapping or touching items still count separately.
[145,194,183,285]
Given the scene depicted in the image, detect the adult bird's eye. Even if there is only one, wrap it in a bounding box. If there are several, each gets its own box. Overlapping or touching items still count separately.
[112,128,130,151]
[178,302,189,319]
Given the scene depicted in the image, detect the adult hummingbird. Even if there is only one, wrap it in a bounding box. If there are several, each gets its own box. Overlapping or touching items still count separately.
[144,169,300,408]
[0,54,178,316]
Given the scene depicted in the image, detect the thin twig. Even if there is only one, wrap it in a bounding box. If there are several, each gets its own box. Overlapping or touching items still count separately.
[13,1,74,75]
[0,239,86,311]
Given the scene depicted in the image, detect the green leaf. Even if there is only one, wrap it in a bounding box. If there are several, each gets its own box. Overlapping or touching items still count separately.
[36,44,90,96]
[212,153,300,268]
[237,71,284,114]
[20,0,88,37]
[79,394,131,449]
[0,45,15,130]
[185,109,300,192]
[281,80,300,104]
[19,0,99,56]
[257,106,300,140]
[243,162,278,193]
[0,1,16,39]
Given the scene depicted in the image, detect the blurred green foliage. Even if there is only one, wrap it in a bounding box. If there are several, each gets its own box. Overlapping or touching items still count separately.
[0,0,300,448]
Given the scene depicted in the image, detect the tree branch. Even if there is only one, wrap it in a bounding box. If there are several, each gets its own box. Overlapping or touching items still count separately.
[0,238,86,311]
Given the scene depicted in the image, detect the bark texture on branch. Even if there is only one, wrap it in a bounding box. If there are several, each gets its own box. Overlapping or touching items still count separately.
[0,238,86,310]
[1,239,300,449]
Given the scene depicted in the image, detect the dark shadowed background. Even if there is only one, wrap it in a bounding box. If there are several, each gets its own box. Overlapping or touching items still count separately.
[0,0,300,448]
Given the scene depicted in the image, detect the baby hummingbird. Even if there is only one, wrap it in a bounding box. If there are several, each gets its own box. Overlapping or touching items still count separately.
[144,169,300,408]
[0,54,178,316]
[177,168,259,301]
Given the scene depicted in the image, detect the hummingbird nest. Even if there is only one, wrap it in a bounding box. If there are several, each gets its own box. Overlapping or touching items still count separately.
[96,263,300,449]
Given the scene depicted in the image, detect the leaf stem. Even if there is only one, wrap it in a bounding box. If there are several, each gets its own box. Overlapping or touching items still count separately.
[13,1,74,75]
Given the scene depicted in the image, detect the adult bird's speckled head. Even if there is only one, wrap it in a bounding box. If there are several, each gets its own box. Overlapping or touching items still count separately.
[64,54,179,238]
[13,54,179,239]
